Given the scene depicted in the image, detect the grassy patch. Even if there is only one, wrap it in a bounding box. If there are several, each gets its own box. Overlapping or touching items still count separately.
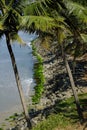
[31,39,45,103]
[54,93,87,121]
[32,93,87,130]
[0,128,3,130]
[32,113,72,130]
[5,113,19,121]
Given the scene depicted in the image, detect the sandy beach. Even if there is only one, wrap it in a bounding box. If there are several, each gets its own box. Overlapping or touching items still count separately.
[0,104,23,128]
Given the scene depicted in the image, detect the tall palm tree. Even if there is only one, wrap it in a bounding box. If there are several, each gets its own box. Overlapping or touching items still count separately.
[22,0,87,122]
[0,0,32,128]
[58,0,87,122]
[45,0,87,122]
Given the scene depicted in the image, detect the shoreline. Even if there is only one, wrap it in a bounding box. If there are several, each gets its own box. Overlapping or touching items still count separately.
[0,104,23,128]
[0,33,36,129]
[0,90,34,128]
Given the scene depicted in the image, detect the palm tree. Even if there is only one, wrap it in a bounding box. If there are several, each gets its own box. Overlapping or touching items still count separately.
[48,0,87,122]
[22,0,87,122]
[60,41,84,122]
[0,0,31,128]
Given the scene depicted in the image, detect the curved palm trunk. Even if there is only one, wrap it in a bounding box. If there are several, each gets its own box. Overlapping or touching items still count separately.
[5,33,32,129]
[61,44,84,123]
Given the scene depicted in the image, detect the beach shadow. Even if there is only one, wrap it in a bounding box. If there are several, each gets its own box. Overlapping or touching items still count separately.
[29,93,87,126]
[29,99,79,123]
[46,72,70,98]
[43,56,56,64]
[69,60,87,88]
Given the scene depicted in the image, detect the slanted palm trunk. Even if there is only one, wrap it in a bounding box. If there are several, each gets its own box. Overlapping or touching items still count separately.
[5,33,32,129]
[61,44,84,123]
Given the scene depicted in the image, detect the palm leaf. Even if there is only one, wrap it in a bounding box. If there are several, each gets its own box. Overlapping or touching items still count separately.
[21,15,65,32]
[0,21,4,30]
[65,0,87,23]
[80,33,87,43]
[10,32,26,45]
[7,0,25,15]
[57,28,67,44]
[0,0,8,14]
[71,0,87,6]
[24,0,52,16]
[0,0,5,7]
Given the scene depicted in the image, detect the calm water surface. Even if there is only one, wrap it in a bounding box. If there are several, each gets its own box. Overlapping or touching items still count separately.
[0,31,36,112]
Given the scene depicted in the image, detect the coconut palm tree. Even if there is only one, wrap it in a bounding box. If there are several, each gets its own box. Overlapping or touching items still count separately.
[22,0,87,122]
[57,0,87,122]
[0,0,32,128]
[44,0,87,122]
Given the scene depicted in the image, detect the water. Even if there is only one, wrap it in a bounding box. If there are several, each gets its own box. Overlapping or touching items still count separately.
[0,31,36,112]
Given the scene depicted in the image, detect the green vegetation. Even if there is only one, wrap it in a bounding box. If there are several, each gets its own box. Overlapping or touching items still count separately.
[0,0,32,127]
[31,40,45,103]
[32,93,87,130]
[54,94,87,120]
[0,0,87,129]
[32,114,71,130]
[23,0,87,121]
[0,128,3,130]
[5,113,19,121]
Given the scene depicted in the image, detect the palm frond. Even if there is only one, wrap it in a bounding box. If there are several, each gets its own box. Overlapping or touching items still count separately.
[0,0,5,7]
[57,28,67,44]
[71,0,87,6]
[80,33,87,43]
[0,0,8,14]
[65,0,87,23]
[2,8,22,32]
[0,21,4,30]
[8,0,25,15]
[21,15,65,32]
[10,32,26,45]
[24,0,51,16]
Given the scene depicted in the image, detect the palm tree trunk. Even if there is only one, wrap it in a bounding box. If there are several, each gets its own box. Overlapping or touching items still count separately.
[65,57,84,122]
[61,44,84,123]
[5,33,32,129]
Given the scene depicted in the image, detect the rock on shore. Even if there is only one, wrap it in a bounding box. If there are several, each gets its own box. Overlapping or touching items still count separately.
[33,39,87,108]
[4,39,87,130]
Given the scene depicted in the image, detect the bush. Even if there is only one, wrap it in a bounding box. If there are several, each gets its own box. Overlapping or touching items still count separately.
[31,40,45,103]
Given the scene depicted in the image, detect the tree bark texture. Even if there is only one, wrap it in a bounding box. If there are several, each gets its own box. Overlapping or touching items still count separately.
[61,44,84,122]
[5,33,32,129]
[65,57,84,122]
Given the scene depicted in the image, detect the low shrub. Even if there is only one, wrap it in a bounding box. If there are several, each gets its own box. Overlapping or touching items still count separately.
[31,40,45,103]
